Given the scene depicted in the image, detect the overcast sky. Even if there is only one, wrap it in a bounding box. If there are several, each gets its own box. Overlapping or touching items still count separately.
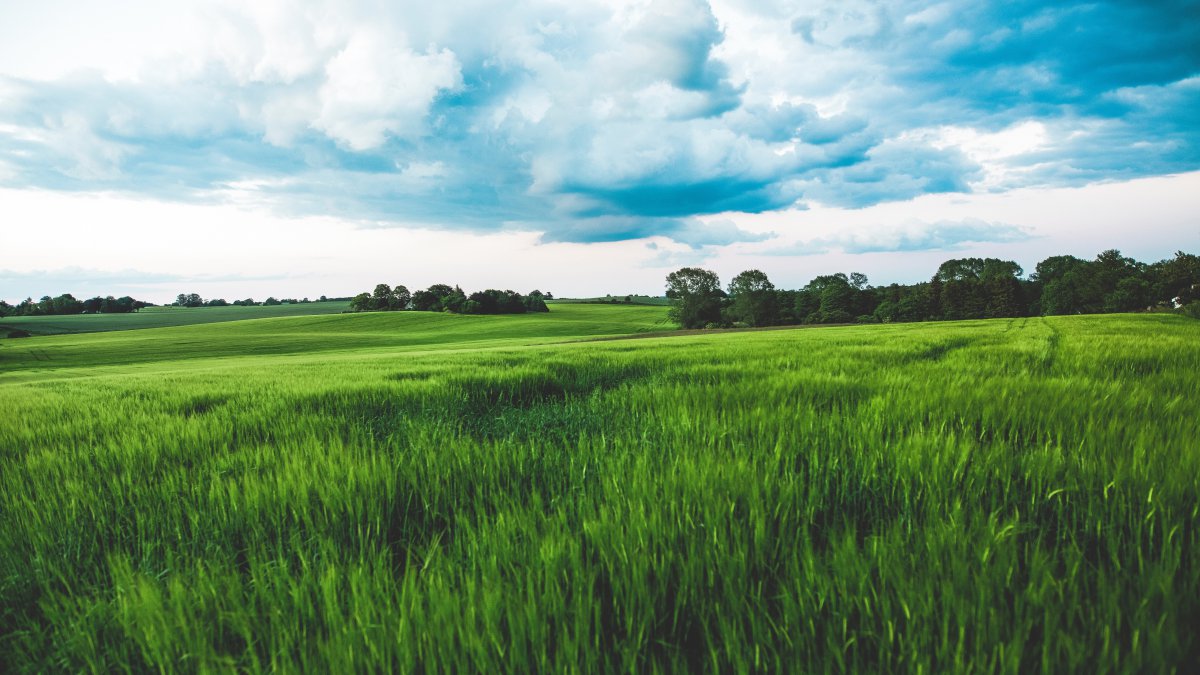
[2,0,1198,303]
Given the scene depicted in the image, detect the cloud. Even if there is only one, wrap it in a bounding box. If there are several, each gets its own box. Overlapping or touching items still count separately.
[640,241,715,269]
[0,0,1196,245]
[764,218,1033,255]
[663,218,773,248]
[535,215,768,248]
[313,31,462,150]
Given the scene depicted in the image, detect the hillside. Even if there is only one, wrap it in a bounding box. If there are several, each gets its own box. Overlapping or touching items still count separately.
[0,303,673,377]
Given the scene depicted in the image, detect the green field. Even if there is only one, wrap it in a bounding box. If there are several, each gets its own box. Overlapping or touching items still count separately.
[554,296,672,306]
[1,308,1197,672]
[0,304,672,378]
[0,301,352,336]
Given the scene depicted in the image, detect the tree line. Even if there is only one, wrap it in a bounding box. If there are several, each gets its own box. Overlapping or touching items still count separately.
[666,249,1200,329]
[349,284,550,314]
[171,293,341,308]
[0,294,150,317]
[0,292,362,317]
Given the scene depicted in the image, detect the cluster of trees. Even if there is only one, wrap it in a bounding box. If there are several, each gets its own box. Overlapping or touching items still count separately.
[349,284,550,315]
[173,293,331,308]
[667,249,1200,329]
[0,294,148,317]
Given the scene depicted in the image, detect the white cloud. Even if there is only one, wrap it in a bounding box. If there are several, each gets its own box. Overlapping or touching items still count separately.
[901,120,1050,189]
[314,30,462,150]
[47,113,133,180]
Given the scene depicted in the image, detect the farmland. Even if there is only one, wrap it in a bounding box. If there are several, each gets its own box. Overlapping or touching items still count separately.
[0,300,353,337]
[0,308,1197,672]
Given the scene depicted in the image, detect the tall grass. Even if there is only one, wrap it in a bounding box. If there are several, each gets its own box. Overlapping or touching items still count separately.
[0,313,1196,672]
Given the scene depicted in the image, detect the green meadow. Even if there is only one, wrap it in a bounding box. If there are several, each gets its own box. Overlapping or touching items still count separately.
[0,304,672,377]
[1,307,1197,672]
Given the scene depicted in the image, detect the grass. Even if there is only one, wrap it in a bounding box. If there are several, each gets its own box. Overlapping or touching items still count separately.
[0,309,1197,672]
[0,301,352,336]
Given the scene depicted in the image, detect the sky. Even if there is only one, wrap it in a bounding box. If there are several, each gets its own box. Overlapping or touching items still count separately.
[1,0,1198,303]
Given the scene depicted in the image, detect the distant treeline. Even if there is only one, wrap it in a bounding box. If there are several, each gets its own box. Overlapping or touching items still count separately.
[0,293,358,317]
[666,249,1200,329]
[349,284,550,314]
[169,293,348,308]
[0,294,151,317]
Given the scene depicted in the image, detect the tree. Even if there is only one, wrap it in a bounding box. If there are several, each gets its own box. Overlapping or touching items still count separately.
[666,268,723,328]
[1149,251,1200,306]
[927,274,944,319]
[932,258,1023,319]
[447,286,468,313]
[793,288,820,323]
[525,290,549,313]
[350,293,372,312]
[979,259,1025,318]
[1105,276,1151,313]
[727,269,777,326]
[798,274,855,323]
[371,284,393,311]
[410,289,439,312]
[818,282,854,323]
[52,294,84,315]
[115,296,139,313]
[392,285,411,310]
[847,272,876,317]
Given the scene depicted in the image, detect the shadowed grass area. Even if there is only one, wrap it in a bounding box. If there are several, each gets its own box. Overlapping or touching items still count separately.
[0,311,1197,672]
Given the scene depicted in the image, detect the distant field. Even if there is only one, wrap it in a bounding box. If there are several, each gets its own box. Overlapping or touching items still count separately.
[0,301,351,336]
[1,309,1197,672]
[0,303,672,377]
[553,295,671,306]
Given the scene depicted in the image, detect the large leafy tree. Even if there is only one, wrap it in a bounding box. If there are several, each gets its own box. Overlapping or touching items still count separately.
[1149,251,1200,305]
[392,285,411,310]
[727,269,777,327]
[933,258,1024,319]
[666,267,722,328]
[371,284,393,311]
[350,293,372,312]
